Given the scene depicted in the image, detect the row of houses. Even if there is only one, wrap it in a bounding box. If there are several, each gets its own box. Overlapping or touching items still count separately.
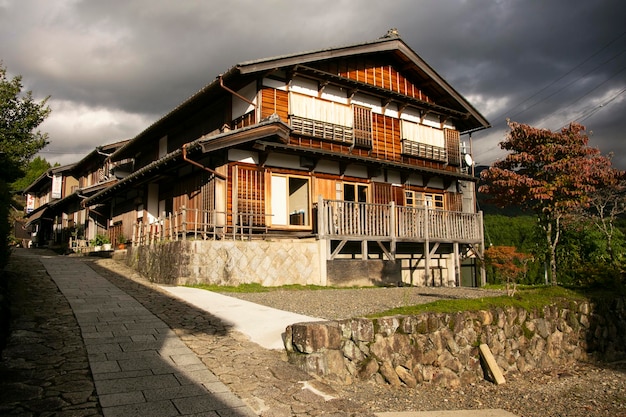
[23,31,490,287]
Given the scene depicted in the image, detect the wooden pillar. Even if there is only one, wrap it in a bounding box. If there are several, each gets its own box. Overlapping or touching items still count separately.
[424,207,430,285]
[453,242,460,287]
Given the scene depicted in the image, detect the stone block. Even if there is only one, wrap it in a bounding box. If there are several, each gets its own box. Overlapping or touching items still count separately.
[395,365,417,388]
[358,357,379,380]
[376,317,400,337]
[290,322,342,354]
[350,318,374,342]
[379,361,402,387]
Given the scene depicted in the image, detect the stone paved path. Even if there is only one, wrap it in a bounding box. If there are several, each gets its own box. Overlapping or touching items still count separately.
[1,249,101,416]
[1,248,374,417]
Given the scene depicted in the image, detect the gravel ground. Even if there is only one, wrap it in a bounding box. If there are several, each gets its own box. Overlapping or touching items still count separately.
[224,286,626,417]
[221,286,505,320]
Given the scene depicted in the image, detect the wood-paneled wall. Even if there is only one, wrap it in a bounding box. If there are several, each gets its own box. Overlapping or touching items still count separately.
[261,87,289,122]
[317,58,433,103]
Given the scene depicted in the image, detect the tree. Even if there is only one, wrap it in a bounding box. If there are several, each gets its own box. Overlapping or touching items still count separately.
[581,164,626,264]
[10,156,51,193]
[479,121,611,286]
[484,245,531,296]
[0,63,50,267]
[0,63,50,182]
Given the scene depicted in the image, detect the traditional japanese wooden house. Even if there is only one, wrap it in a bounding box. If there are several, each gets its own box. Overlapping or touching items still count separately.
[84,30,490,287]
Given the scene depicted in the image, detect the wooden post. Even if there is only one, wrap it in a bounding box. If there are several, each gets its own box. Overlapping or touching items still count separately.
[453,241,460,287]
[182,206,186,241]
[478,210,486,286]
[389,201,396,260]
[317,195,325,239]
[424,207,430,285]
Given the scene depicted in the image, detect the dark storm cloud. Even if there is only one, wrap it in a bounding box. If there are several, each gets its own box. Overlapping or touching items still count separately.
[1,0,624,166]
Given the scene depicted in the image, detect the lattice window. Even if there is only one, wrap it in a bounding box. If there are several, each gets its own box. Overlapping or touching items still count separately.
[445,129,461,166]
[353,105,372,148]
[235,166,265,226]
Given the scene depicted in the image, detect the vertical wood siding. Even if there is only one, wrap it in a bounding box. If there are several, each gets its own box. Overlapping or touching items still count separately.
[319,58,433,103]
[261,87,289,122]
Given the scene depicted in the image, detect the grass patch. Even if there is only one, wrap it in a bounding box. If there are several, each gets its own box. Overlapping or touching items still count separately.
[367,286,587,318]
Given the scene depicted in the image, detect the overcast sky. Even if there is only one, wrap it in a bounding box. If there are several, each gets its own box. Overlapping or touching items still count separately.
[2,0,625,169]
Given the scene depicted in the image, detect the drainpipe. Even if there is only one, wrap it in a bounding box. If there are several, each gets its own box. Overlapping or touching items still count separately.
[218,75,258,117]
[182,143,227,180]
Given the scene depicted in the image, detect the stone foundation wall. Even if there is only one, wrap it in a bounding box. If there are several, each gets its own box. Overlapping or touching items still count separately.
[285,299,626,388]
[124,239,323,286]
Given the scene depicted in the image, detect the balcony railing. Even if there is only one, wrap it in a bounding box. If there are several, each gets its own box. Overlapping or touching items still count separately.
[131,208,271,245]
[401,139,448,163]
[318,199,482,243]
[130,200,482,247]
[290,115,354,145]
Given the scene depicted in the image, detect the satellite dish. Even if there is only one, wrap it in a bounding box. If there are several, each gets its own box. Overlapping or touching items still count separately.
[464,153,474,167]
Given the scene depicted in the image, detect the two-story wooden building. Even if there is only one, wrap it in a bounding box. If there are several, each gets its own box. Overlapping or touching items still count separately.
[83,31,490,287]
[23,140,128,249]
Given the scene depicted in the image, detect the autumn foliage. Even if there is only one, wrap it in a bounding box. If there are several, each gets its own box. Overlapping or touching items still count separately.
[484,246,530,296]
[480,121,614,285]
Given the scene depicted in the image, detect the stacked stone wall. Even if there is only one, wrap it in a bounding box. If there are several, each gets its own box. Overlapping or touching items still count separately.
[285,299,626,388]
[124,239,323,286]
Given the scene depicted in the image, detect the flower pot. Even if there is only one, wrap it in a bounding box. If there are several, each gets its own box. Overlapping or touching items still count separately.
[103,243,112,251]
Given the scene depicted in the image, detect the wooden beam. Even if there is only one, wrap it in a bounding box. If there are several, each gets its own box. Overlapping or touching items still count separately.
[479,344,506,385]
[330,239,347,260]
[376,241,395,261]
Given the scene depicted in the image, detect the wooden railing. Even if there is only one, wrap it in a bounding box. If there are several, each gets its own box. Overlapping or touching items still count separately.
[131,201,482,247]
[131,208,270,246]
[318,198,482,243]
[401,139,448,163]
[290,115,354,144]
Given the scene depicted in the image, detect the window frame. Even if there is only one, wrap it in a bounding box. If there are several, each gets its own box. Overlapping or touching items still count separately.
[269,173,311,229]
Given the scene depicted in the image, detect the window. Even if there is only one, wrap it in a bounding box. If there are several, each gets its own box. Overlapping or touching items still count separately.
[270,175,310,226]
[405,190,444,209]
[341,182,368,203]
[353,105,372,148]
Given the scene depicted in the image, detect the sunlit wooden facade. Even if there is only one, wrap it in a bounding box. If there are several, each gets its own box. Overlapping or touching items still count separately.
[85,31,490,286]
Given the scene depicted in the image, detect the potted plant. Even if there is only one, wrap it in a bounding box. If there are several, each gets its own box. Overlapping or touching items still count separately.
[91,234,111,251]
[117,234,127,249]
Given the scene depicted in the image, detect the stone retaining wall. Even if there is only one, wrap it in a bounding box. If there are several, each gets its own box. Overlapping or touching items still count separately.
[124,239,324,286]
[285,299,626,388]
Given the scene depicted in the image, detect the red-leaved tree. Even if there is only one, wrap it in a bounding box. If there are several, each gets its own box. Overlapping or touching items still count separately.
[485,245,531,296]
[480,121,612,285]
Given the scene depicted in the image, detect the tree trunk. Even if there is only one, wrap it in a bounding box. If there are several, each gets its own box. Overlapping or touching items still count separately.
[544,219,559,286]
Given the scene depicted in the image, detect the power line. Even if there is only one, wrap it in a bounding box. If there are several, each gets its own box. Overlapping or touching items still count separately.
[492,29,626,124]
[509,49,626,121]
[572,87,626,125]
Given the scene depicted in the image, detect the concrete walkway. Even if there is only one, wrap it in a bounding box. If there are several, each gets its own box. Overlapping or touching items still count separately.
[40,255,257,417]
[160,286,322,350]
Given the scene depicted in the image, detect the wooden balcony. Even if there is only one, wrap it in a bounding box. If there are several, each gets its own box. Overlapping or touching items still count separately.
[130,200,483,248]
[317,198,483,244]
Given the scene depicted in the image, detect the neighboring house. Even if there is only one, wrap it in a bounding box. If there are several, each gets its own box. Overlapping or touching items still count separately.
[23,164,77,246]
[83,30,491,286]
[22,140,128,249]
